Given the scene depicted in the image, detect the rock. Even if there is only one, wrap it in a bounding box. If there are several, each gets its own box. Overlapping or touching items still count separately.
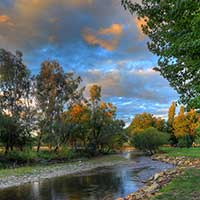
[153,173,160,180]
[145,182,160,194]
[118,154,200,200]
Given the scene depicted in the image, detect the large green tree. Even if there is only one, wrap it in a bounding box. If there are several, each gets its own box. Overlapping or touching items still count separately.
[0,49,32,152]
[122,0,200,109]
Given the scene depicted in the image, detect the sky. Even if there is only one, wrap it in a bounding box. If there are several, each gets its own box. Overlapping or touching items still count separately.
[0,0,178,125]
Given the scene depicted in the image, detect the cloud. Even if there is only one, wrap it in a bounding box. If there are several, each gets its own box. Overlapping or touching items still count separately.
[15,0,94,10]
[134,17,148,40]
[82,24,123,51]
[64,0,94,7]
[98,24,123,35]
[0,0,178,123]
[0,15,14,26]
[82,67,178,104]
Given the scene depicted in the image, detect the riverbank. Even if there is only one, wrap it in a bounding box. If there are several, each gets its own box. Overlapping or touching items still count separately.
[0,154,130,189]
[118,147,200,200]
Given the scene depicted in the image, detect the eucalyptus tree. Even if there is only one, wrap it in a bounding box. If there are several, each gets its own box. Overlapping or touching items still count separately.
[35,61,83,151]
[86,85,126,154]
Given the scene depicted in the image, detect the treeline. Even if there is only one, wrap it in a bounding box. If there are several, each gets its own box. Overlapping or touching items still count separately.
[0,49,126,156]
[128,103,200,154]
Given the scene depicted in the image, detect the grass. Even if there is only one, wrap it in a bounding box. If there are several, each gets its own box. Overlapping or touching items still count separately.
[152,168,200,200]
[0,154,126,178]
[159,146,200,158]
[0,165,45,178]
[152,147,200,200]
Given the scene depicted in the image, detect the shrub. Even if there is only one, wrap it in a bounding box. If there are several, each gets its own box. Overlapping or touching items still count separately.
[131,127,168,155]
[5,150,37,164]
[57,146,76,160]
[37,150,57,160]
[194,127,200,146]
[177,135,193,148]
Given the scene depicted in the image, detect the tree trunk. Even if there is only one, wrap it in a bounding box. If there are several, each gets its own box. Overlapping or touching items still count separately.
[54,145,59,152]
[37,134,42,152]
[5,144,9,154]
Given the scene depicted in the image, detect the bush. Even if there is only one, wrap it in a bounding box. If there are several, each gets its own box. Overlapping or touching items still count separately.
[194,127,200,146]
[57,146,76,160]
[131,127,168,155]
[37,150,57,160]
[178,135,193,148]
[5,150,37,164]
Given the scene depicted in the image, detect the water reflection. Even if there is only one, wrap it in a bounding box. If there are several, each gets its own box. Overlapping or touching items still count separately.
[0,153,173,200]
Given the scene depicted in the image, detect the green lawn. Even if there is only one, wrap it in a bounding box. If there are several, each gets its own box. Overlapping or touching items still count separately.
[152,168,200,200]
[160,147,200,158]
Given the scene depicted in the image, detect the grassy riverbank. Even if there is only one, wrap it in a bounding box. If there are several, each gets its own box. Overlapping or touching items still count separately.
[0,154,125,178]
[152,168,200,200]
[151,147,200,200]
[160,147,200,158]
[0,154,129,189]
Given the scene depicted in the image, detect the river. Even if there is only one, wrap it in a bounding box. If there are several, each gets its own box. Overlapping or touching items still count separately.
[0,152,173,200]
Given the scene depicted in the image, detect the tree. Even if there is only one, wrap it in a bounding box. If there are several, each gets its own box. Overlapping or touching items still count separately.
[168,102,176,128]
[179,105,185,115]
[173,107,188,138]
[60,85,126,155]
[62,103,90,150]
[194,127,200,145]
[35,61,83,151]
[154,117,165,132]
[0,49,32,151]
[0,113,18,153]
[167,101,177,145]
[131,127,168,155]
[84,85,126,155]
[87,85,102,154]
[173,107,200,140]
[128,112,165,134]
[122,0,200,109]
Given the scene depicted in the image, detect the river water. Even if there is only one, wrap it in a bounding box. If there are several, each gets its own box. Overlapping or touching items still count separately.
[0,152,173,200]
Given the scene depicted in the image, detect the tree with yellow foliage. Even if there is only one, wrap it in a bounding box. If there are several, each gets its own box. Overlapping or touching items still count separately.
[128,113,155,134]
[173,106,188,138]
[168,102,176,129]
[128,112,165,135]
[86,85,125,154]
[173,107,200,146]
[167,101,177,145]
[62,104,90,149]
[61,84,126,155]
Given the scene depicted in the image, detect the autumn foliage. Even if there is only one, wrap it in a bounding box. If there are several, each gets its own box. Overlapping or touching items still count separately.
[167,103,200,147]
[128,112,165,134]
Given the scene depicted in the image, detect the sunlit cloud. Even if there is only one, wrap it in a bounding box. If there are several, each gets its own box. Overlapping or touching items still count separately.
[82,24,123,51]
[98,24,123,35]
[134,16,148,40]
[0,0,178,123]
[0,15,14,26]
